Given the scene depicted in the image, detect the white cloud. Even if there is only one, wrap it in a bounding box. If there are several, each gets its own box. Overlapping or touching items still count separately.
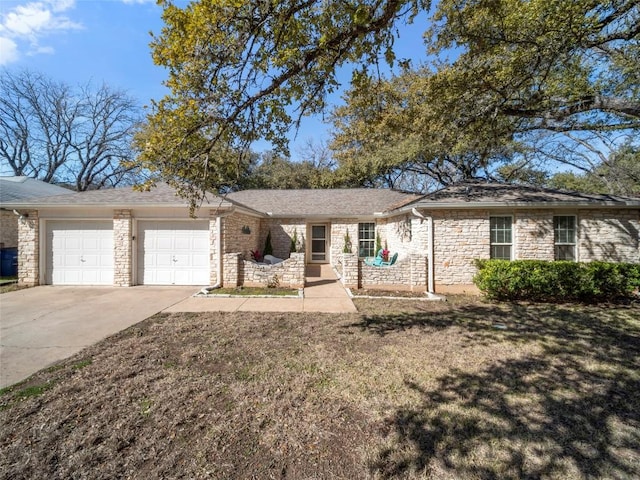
[0,37,19,65]
[50,0,76,12]
[0,0,81,63]
[4,4,54,36]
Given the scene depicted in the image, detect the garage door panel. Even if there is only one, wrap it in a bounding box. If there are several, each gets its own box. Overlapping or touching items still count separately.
[46,221,114,285]
[137,221,210,286]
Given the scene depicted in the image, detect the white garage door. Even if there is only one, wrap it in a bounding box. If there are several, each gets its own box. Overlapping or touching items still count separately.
[46,221,114,285]
[137,221,210,285]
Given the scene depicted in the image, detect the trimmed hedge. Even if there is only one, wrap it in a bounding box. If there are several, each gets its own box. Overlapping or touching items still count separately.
[473,259,640,302]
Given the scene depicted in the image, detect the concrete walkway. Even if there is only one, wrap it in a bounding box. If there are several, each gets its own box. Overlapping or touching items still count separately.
[164,264,357,313]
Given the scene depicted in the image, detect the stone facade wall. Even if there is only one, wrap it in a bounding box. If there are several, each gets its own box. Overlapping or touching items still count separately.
[113,210,132,286]
[410,254,428,289]
[377,215,428,256]
[223,212,261,258]
[341,253,359,288]
[222,252,242,287]
[241,252,305,288]
[17,210,39,286]
[360,255,428,291]
[515,210,554,260]
[579,208,639,263]
[330,219,359,264]
[0,210,18,248]
[260,218,306,260]
[209,213,219,285]
[341,253,428,292]
[432,209,490,287]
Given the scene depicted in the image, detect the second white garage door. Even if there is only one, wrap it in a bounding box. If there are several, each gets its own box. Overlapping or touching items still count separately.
[137,221,210,285]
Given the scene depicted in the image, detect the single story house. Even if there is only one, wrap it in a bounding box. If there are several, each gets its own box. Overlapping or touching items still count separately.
[4,181,639,293]
[0,176,72,249]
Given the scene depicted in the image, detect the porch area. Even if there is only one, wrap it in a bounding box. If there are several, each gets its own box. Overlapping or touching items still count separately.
[165,262,356,313]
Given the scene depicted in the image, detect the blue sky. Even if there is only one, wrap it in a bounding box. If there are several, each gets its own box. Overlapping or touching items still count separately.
[0,0,430,159]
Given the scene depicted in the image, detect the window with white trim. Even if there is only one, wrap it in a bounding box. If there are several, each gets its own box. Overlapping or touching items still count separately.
[358,223,375,257]
[554,215,576,260]
[490,216,512,260]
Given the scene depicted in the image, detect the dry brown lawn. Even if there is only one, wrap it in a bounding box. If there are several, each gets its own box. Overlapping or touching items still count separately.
[1,297,639,479]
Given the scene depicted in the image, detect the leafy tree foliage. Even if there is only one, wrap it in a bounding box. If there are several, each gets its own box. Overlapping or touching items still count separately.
[136,0,429,199]
[0,69,142,191]
[140,0,638,198]
[549,143,640,196]
[329,67,518,189]
[237,141,334,190]
[331,0,640,190]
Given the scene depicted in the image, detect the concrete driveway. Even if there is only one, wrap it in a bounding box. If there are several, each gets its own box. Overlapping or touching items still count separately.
[0,286,196,388]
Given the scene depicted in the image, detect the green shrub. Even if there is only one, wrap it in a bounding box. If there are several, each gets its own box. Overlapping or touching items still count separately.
[263,230,273,256]
[473,259,640,303]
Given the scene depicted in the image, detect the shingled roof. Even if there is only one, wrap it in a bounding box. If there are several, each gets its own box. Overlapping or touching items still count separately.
[404,181,640,209]
[0,177,72,203]
[226,189,420,217]
[1,183,234,209]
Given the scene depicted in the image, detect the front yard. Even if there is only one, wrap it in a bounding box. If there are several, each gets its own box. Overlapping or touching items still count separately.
[1,298,638,479]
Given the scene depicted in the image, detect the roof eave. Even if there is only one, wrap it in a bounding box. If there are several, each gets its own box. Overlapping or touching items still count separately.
[401,200,640,211]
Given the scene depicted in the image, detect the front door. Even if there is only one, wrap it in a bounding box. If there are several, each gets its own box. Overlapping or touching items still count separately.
[310,224,329,263]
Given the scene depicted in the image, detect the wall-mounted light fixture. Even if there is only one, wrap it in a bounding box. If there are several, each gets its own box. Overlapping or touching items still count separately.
[12,209,29,222]
[241,225,251,234]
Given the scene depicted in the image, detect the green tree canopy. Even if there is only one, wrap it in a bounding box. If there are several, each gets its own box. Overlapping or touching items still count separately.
[330,0,640,189]
[138,0,639,199]
[136,0,429,200]
[549,142,640,196]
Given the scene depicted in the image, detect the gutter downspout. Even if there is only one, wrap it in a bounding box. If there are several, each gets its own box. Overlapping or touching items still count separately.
[217,214,223,287]
[412,208,435,295]
[427,215,434,294]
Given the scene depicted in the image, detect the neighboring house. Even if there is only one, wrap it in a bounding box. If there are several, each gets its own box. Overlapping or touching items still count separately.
[0,177,72,249]
[4,181,639,293]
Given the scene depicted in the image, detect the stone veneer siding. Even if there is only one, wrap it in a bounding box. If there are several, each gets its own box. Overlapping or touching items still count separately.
[209,213,219,285]
[17,209,39,286]
[341,252,428,291]
[427,207,640,292]
[377,215,429,256]
[431,209,490,289]
[330,219,359,263]
[222,253,241,287]
[515,210,555,260]
[223,212,261,259]
[241,252,305,288]
[113,210,132,286]
[341,253,359,288]
[579,208,639,263]
[0,210,19,248]
[260,218,306,260]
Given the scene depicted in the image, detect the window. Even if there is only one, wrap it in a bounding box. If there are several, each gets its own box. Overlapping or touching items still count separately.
[358,223,375,257]
[490,216,512,260]
[554,216,576,260]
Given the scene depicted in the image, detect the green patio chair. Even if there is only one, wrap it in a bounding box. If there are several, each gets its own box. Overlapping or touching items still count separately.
[381,252,398,267]
[364,249,384,266]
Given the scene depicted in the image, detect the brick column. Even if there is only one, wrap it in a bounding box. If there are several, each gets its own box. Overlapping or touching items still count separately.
[113,210,132,286]
[287,252,305,288]
[209,213,219,285]
[222,253,242,287]
[18,210,39,286]
[341,253,359,289]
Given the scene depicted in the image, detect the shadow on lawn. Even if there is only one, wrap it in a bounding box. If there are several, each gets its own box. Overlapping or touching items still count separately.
[354,304,640,479]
